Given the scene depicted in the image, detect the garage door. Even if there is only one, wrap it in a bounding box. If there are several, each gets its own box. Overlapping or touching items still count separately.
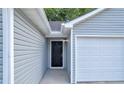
[76,37,124,82]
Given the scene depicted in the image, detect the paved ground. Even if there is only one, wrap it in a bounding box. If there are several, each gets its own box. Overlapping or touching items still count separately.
[78,81,124,84]
[40,69,124,84]
[40,69,69,84]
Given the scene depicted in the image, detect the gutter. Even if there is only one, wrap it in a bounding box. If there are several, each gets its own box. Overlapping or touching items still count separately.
[36,9,51,33]
[20,8,51,36]
[60,8,107,36]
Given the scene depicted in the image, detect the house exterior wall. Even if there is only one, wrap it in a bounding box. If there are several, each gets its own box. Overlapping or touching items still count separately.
[72,8,124,83]
[64,41,67,69]
[0,9,2,84]
[73,8,124,35]
[14,9,47,84]
[66,31,71,83]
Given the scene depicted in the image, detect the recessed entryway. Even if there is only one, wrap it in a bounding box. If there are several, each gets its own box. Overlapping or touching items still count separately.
[40,39,69,84]
[40,69,69,84]
[50,41,64,69]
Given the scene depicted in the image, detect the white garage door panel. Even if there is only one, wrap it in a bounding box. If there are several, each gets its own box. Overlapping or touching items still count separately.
[77,56,124,67]
[77,71,124,81]
[77,48,123,56]
[76,37,124,82]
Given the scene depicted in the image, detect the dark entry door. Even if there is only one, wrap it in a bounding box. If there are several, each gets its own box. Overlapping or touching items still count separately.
[51,41,63,67]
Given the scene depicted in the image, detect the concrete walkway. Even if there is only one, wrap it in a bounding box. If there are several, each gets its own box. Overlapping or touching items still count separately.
[40,69,69,84]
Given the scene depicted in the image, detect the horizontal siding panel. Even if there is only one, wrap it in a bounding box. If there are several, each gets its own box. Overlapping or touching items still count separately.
[15,57,41,74]
[75,23,124,28]
[0,30,2,35]
[0,59,2,65]
[0,23,2,29]
[14,50,42,56]
[91,16,124,19]
[0,17,1,20]
[14,44,43,50]
[0,9,2,14]
[14,37,43,46]
[0,9,2,84]
[0,80,2,83]
[0,44,2,49]
[14,21,42,41]
[14,10,47,84]
[75,23,124,27]
[14,52,42,62]
[14,12,42,38]
[74,9,124,35]
[14,21,42,40]
[15,61,43,84]
[0,65,2,72]
[0,72,2,79]
[14,28,42,43]
[0,37,2,43]
[15,55,41,67]
[74,28,124,30]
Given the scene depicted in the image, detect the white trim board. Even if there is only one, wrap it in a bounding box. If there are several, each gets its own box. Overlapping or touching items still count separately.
[50,40,65,69]
[2,8,14,84]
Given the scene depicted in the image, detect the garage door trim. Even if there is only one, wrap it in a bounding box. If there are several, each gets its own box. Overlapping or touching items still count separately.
[75,35,124,83]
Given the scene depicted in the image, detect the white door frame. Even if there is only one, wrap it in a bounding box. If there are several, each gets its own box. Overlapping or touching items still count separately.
[50,40,64,69]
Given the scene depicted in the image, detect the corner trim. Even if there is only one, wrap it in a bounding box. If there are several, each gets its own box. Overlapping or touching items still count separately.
[2,8,14,84]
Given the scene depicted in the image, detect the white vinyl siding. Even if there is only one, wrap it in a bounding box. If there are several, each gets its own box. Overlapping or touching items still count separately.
[74,9,124,35]
[73,8,124,83]
[0,9,2,84]
[14,9,47,84]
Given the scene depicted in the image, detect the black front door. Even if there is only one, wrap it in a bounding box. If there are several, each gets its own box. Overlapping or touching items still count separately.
[51,41,63,67]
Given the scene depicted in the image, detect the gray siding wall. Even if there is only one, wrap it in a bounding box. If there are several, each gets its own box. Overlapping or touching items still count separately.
[14,9,47,84]
[0,9,2,84]
[64,41,67,69]
[48,39,50,68]
[66,32,71,82]
[74,8,124,35]
[73,8,124,83]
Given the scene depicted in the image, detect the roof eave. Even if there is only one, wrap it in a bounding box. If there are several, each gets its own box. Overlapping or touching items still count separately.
[63,8,106,29]
[61,23,71,36]
[20,8,51,36]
